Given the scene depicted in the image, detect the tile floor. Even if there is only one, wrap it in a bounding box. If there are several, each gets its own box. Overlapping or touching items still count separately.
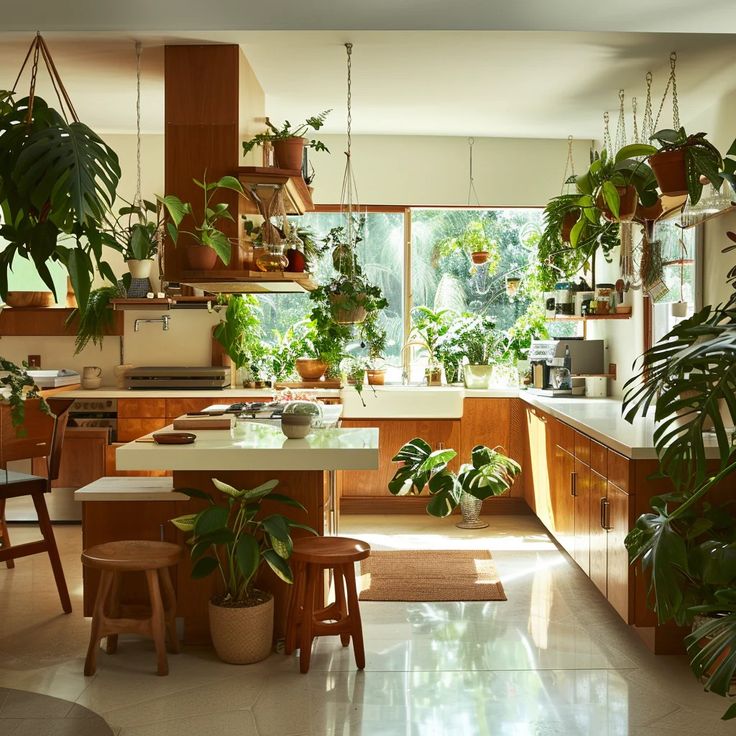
[0,514,731,735]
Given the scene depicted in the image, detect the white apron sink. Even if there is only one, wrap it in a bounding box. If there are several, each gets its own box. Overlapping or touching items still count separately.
[340,386,465,419]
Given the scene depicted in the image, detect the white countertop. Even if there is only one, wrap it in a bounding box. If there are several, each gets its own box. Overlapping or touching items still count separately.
[63,387,340,399]
[116,423,379,471]
[74,476,188,502]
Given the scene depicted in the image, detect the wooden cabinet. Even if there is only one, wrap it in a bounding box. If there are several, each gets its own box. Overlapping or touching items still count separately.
[118,399,167,419]
[524,406,553,523]
[605,482,632,622]
[53,428,107,490]
[573,458,591,575]
[589,470,608,598]
[551,444,575,555]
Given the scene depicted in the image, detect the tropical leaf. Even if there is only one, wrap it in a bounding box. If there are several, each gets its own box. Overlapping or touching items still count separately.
[686,613,736,698]
[263,549,293,583]
[171,513,197,532]
[211,478,241,498]
[234,535,260,582]
[191,555,219,579]
[194,506,229,536]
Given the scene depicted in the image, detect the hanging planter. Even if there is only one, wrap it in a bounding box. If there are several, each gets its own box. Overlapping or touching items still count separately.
[560,210,578,243]
[648,147,688,196]
[470,251,489,265]
[596,184,639,222]
[635,197,663,223]
[329,293,367,324]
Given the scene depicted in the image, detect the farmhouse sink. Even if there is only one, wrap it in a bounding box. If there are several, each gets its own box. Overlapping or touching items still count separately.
[340,386,465,419]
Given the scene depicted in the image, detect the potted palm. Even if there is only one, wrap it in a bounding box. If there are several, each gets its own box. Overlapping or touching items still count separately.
[388,438,520,526]
[410,306,454,385]
[171,478,314,664]
[242,111,331,170]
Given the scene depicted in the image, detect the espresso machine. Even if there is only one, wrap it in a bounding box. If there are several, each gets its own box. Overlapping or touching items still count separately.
[528,339,605,396]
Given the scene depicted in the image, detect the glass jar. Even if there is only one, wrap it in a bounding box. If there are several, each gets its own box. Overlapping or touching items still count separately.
[595,283,615,315]
[256,243,288,272]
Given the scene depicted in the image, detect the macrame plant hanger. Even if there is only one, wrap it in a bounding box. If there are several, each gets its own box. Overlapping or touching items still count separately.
[561,135,575,195]
[466,138,491,296]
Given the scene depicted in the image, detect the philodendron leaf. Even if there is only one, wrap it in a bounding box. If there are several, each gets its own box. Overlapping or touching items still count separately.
[194,505,229,536]
[171,513,197,532]
[191,555,219,579]
[215,175,245,193]
[158,194,189,226]
[614,143,657,162]
[601,180,621,219]
[212,478,241,498]
[234,535,260,582]
[242,479,279,501]
[205,229,232,265]
[263,549,293,584]
[569,216,586,247]
[262,514,290,542]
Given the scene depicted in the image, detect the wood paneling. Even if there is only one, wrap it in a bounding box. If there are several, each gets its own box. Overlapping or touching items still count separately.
[118,399,167,419]
[590,440,607,477]
[118,418,169,442]
[551,444,575,555]
[551,417,574,454]
[574,431,591,466]
[54,428,107,489]
[606,482,633,622]
[573,458,591,576]
[0,307,123,337]
[589,471,608,598]
[607,449,630,493]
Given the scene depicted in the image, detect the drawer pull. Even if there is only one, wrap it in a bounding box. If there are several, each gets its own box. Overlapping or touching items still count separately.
[601,498,611,530]
[570,471,577,497]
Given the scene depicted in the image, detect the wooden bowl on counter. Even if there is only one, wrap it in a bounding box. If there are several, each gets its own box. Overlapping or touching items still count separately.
[4,291,54,308]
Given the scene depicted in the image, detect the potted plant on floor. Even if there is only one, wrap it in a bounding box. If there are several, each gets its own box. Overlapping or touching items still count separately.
[171,478,315,664]
[159,175,245,270]
[388,438,520,526]
[0,357,49,433]
[622,232,736,720]
[242,110,331,170]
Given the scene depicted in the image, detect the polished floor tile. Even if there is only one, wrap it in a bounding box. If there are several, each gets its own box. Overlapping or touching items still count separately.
[0,516,732,735]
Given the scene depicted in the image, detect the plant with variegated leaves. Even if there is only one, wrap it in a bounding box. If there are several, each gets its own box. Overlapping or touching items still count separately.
[171,478,315,605]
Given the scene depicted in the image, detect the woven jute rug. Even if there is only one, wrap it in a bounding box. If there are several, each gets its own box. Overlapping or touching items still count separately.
[358,549,506,602]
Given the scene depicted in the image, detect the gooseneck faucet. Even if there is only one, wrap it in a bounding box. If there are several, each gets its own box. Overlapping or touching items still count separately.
[134,315,170,332]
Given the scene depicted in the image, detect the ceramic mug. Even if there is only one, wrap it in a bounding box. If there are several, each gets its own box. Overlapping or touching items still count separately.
[82,366,102,390]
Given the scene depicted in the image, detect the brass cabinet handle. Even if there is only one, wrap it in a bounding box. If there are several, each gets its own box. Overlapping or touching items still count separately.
[601,498,611,530]
[600,497,606,529]
[570,471,577,497]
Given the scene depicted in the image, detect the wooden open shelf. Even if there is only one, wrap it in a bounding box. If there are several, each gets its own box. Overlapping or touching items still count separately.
[179,270,317,294]
[238,166,314,216]
[547,313,632,322]
[0,307,124,337]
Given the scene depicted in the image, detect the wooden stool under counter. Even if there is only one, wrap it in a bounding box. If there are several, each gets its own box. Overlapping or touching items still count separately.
[81,540,182,676]
[285,536,371,674]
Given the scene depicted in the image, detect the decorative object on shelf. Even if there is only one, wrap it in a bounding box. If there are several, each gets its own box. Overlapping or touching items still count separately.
[112,364,132,389]
[0,34,122,310]
[255,242,288,272]
[0,357,49,433]
[69,284,126,355]
[81,366,102,390]
[242,110,331,170]
[119,276,151,298]
[295,358,328,381]
[171,478,315,664]
[388,438,520,522]
[622,230,736,720]
[3,291,54,308]
[284,230,306,272]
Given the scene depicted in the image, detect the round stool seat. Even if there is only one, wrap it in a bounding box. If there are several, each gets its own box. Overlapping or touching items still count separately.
[291,536,370,565]
[82,540,182,572]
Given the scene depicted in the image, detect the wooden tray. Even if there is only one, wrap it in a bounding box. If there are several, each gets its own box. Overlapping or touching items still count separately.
[172,414,234,430]
[275,381,342,389]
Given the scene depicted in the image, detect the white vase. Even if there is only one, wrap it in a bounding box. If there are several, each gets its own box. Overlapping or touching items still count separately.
[463,365,493,389]
[128,259,154,279]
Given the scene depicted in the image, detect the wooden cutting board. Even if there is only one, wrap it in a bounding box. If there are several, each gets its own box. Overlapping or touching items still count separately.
[172,414,234,430]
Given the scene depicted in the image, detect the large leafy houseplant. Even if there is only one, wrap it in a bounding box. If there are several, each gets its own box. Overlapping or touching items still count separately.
[0,357,49,433]
[103,199,162,263]
[242,111,331,163]
[388,438,521,518]
[213,295,266,383]
[0,90,121,309]
[622,231,736,720]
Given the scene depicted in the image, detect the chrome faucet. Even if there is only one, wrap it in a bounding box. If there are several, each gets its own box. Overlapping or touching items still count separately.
[134,315,170,332]
[400,340,431,385]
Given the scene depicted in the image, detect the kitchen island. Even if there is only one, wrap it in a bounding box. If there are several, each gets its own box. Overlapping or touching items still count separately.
[78,423,379,643]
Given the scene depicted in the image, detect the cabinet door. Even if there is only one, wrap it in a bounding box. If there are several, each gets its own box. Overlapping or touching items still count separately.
[551,445,575,555]
[118,399,167,418]
[606,482,632,622]
[54,428,107,489]
[573,458,591,576]
[589,471,608,598]
[118,417,168,442]
[525,407,552,524]
[340,419,460,497]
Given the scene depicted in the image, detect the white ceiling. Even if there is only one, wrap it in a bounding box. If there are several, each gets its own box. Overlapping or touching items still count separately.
[0,30,734,139]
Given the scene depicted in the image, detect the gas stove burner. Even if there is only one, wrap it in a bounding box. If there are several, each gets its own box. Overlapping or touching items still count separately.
[225,401,281,418]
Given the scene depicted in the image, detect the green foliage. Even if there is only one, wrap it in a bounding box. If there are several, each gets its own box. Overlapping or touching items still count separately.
[650,127,725,205]
[388,437,521,518]
[158,174,244,265]
[103,199,161,261]
[242,110,331,155]
[0,357,50,433]
[436,220,501,274]
[0,92,122,309]
[68,284,125,355]
[438,313,501,366]
[213,295,267,378]
[502,299,549,363]
[171,479,315,604]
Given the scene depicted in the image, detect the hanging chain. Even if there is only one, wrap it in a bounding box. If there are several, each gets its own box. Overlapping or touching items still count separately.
[653,51,678,132]
[614,89,626,153]
[467,137,481,206]
[631,96,639,144]
[339,42,359,276]
[603,111,612,154]
[642,72,653,142]
[561,135,575,194]
[134,41,143,207]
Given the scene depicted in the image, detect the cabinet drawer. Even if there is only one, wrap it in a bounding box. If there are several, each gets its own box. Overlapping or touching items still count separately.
[118,417,168,442]
[607,450,630,493]
[118,399,167,419]
[590,440,607,477]
[552,419,575,454]
[574,431,591,465]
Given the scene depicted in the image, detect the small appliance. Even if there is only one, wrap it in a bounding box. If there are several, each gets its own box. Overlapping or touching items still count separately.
[529,339,605,396]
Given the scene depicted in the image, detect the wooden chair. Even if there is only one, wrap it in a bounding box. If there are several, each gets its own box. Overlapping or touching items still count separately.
[285,536,371,674]
[0,398,73,613]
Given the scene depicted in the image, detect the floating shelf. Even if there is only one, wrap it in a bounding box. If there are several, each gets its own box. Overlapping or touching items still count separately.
[238,166,314,216]
[677,203,736,230]
[547,313,632,322]
[179,270,317,294]
[0,306,123,337]
[110,297,219,311]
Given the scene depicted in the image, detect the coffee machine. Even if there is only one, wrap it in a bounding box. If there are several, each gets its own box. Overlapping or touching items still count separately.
[528,339,605,396]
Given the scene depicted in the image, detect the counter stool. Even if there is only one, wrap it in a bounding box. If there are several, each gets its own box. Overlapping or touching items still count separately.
[285,536,370,673]
[81,540,182,676]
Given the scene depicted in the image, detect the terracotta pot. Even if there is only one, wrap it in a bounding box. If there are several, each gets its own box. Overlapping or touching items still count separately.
[128,259,154,279]
[366,369,386,386]
[185,245,218,271]
[208,593,273,664]
[596,185,638,222]
[329,293,367,325]
[470,251,489,265]
[635,198,663,223]
[272,137,305,171]
[295,358,328,381]
[285,248,306,273]
[4,291,54,308]
[561,211,578,243]
[648,148,688,196]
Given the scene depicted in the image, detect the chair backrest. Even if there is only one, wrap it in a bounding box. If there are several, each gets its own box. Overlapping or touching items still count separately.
[45,398,73,482]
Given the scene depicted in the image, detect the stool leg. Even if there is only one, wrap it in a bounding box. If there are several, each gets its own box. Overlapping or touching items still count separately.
[145,569,169,676]
[333,566,350,647]
[0,499,14,569]
[343,563,365,670]
[299,564,319,674]
[105,572,120,654]
[85,570,114,676]
[158,567,180,654]
[285,560,304,656]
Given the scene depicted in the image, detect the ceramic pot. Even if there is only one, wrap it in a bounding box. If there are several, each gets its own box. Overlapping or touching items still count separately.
[596,185,638,222]
[113,364,133,389]
[671,301,688,318]
[81,366,103,390]
[272,137,305,171]
[128,259,154,279]
[425,367,442,386]
[691,614,736,695]
[208,593,274,664]
[4,291,54,308]
[561,211,578,243]
[366,369,386,386]
[463,365,493,389]
[329,294,367,325]
[185,245,218,271]
[295,358,327,381]
[470,251,489,265]
[281,414,312,439]
[456,491,488,529]
[635,198,663,223]
[649,148,688,196]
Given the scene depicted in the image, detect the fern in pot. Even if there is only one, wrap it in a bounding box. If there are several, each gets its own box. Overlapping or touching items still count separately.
[171,478,315,664]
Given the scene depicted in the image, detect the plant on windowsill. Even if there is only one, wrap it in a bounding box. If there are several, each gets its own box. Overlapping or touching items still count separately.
[0,357,50,434]
[622,233,736,720]
[443,313,501,390]
[363,312,388,385]
[241,110,331,170]
[158,174,245,271]
[388,439,520,525]
[410,306,455,385]
[436,220,501,268]
[171,477,315,664]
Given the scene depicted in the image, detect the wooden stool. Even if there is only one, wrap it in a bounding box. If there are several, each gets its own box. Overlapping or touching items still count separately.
[285,536,370,674]
[81,540,182,676]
